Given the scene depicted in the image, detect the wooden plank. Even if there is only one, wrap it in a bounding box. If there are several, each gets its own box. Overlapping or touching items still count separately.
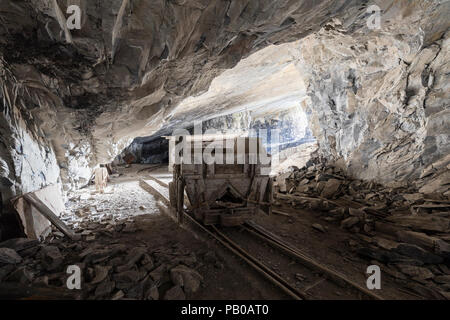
[139,179,170,206]
[147,175,169,188]
[23,193,80,241]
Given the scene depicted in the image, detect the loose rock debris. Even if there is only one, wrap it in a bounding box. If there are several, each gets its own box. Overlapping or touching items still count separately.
[0,232,210,300]
[273,160,450,299]
[0,173,215,300]
[1,163,449,300]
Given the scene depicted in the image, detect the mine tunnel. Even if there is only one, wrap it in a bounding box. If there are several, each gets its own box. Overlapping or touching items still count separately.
[0,0,449,304]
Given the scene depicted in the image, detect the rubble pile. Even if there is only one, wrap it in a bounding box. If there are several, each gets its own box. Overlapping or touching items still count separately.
[275,160,450,299]
[60,176,158,233]
[0,229,209,300]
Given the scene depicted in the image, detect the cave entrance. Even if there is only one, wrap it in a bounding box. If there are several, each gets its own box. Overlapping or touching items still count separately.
[113,136,170,166]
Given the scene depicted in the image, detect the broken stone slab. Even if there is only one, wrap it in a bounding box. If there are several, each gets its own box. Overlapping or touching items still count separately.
[433,275,450,284]
[321,179,341,198]
[113,270,145,288]
[275,172,292,193]
[5,266,34,284]
[386,215,450,233]
[340,216,360,229]
[435,240,450,258]
[170,253,197,268]
[115,258,144,273]
[146,284,159,300]
[91,265,111,285]
[40,245,63,271]
[111,290,125,300]
[381,264,408,280]
[396,230,450,257]
[396,230,437,251]
[109,257,124,268]
[402,193,424,202]
[373,237,399,251]
[126,279,147,299]
[372,237,443,264]
[85,268,95,283]
[95,280,115,298]
[140,253,153,266]
[33,275,49,287]
[123,247,147,266]
[170,265,203,294]
[0,238,39,252]
[348,207,365,218]
[149,264,167,283]
[0,265,15,282]
[82,248,113,265]
[18,245,41,258]
[374,221,403,237]
[0,248,22,264]
[394,243,443,265]
[163,285,186,300]
[312,223,327,233]
[396,264,434,280]
[357,247,424,266]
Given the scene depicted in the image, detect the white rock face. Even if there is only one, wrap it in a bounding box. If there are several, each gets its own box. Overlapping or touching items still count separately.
[0,64,61,207]
[297,13,449,192]
[0,0,449,200]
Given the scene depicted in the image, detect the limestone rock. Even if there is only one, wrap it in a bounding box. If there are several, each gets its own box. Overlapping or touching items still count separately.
[146,285,159,300]
[95,280,115,298]
[396,265,434,280]
[321,179,341,198]
[0,248,22,264]
[0,238,39,252]
[341,217,360,229]
[5,267,34,284]
[40,246,63,271]
[163,285,186,300]
[91,265,111,285]
[170,265,203,294]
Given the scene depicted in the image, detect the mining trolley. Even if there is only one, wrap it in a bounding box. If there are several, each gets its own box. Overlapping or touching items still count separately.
[167,135,273,226]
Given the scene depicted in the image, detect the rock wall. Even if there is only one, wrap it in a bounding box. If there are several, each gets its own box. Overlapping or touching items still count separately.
[0,62,62,239]
[0,0,369,175]
[297,2,449,193]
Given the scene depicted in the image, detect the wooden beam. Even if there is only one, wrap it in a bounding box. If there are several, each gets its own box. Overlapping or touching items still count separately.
[23,193,80,241]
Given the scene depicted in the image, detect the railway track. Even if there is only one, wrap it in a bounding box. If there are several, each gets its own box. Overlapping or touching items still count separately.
[139,176,383,300]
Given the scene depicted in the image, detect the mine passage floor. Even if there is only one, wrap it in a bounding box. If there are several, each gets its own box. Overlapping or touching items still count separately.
[1,164,418,299]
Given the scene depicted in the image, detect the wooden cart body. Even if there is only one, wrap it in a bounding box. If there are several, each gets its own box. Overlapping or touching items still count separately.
[169,136,273,226]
